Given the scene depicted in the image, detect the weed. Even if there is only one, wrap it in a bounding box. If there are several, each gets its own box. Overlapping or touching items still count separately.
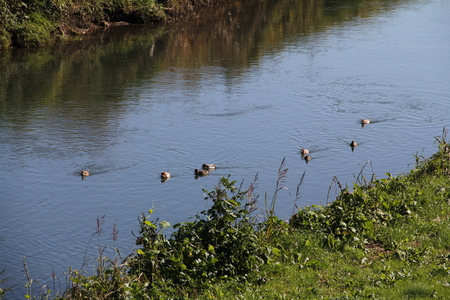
[0,0,208,48]
[9,132,450,299]
[131,176,269,291]
[14,12,56,47]
[0,268,15,299]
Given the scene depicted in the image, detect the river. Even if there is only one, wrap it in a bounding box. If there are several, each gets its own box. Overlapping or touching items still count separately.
[1,0,449,297]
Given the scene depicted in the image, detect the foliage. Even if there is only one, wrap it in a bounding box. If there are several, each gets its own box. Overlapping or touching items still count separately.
[290,130,450,250]
[46,217,150,300]
[200,132,450,299]
[130,176,269,291]
[0,0,174,48]
[14,12,56,47]
[0,29,12,48]
[290,172,418,248]
[6,132,450,299]
[0,268,15,299]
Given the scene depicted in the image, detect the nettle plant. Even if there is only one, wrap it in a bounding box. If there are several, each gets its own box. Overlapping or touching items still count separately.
[131,176,269,289]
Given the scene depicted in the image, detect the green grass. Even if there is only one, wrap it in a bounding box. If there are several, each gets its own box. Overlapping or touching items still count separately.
[3,131,450,299]
[202,133,450,300]
[14,12,56,47]
[0,0,213,48]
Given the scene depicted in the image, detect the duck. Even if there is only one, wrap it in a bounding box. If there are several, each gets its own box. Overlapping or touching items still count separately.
[350,140,358,150]
[301,148,309,156]
[361,119,371,125]
[304,155,312,163]
[80,170,90,177]
[160,171,171,178]
[194,169,209,176]
[202,164,216,170]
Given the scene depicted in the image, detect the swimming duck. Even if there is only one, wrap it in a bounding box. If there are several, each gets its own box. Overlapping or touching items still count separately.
[81,170,90,177]
[160,171,171,178]
[304,155,312,163]
[194,169,209,176]
[350,140,358,151]
[301,148,309,156]
[202,164,216,170]
[361,119,371,125]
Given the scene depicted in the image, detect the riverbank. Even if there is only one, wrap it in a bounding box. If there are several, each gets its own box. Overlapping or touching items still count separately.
[0,0,214,48]
[4,131,450,299]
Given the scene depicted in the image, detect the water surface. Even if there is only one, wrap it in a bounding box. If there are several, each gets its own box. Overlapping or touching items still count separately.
[1,0,449,297]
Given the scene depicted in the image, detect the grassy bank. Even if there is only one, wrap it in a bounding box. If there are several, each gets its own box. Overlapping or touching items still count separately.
[3,131,450,299]
[0,0,213,48]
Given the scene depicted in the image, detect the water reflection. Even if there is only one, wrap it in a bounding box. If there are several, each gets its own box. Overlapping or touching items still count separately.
[0,0,411,118]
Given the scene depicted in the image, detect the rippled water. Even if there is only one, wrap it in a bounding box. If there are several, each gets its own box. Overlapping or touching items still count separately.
[1,0,449,297]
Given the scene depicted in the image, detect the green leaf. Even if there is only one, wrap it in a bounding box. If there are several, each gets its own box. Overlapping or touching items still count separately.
[144,220,156,228]
[271,247,281,257]
[160,221,171,228]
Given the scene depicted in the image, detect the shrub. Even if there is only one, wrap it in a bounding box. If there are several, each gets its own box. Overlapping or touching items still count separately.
[14,12,56,47]
[131,176,269,290]
[290,129,450,249]
[0,29,12,48]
